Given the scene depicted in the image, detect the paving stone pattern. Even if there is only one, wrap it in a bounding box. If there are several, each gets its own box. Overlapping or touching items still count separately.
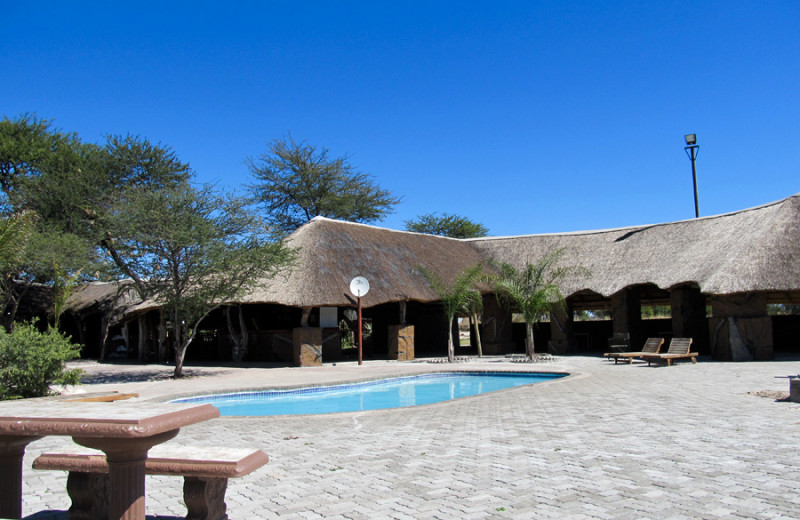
[19,356,800,519]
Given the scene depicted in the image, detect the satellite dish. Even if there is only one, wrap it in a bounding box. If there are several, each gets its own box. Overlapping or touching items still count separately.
[349,276,370,297]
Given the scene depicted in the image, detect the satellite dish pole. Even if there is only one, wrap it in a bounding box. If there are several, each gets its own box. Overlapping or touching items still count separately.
[349,276,370,365]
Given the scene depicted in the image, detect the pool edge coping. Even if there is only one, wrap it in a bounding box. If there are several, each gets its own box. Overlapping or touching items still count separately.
[157,367,575,407]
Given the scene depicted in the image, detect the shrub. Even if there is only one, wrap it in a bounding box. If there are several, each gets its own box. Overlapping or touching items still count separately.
[0,323,83,400]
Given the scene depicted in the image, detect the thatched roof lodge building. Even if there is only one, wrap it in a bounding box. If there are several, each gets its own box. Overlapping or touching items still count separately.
[65,193,800,364]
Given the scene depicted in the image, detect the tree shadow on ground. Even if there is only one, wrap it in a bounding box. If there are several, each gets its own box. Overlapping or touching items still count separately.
[78,366,210,384]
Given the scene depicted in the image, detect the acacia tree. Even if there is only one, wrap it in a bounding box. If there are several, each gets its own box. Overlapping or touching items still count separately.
[103,183,294,378]
[0,114,87,200]
[0,215,83,399]
[405,213,488,238]
[492,249,580,359]
[1,116,194,333]
[247,136,401,235]
[419,263,484,362]
[0,212,35,330]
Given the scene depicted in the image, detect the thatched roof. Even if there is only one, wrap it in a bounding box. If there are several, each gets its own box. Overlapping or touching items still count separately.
[67,281,139,319]
[67,193,800,318]
[237,217,488,308]
[468,193,800,298]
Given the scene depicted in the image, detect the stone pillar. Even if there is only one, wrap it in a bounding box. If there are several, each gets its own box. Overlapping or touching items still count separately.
[183,477,228,520]
[708,294,772,361]
[293,327,323,366]
[671,286,708,353]
[548,304,573,355]
[790,378,800,403]
[0,436,40,519]
[480,295,514,355]
[388,325,414,360]
[611,288,644,350]
[73,430,178,520]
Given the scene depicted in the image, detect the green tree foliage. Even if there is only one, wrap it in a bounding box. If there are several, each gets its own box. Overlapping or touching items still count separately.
[405,212,489,238]
[103,183,295,378]
[0,211,34,272]
[1,114,190,250]
[248,136,401,236]
[0,211,36,330]
[0,114,86,200]
[1,114,195,333]
[0,322,82,399]
[419,263,484,362]
[493,249,583,359]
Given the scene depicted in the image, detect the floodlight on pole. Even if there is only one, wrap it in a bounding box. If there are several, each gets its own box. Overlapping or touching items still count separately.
[684,134,700,218]
[349,277,370,365]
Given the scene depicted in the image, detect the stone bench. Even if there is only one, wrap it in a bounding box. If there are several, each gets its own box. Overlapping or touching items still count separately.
[33,445,269,520]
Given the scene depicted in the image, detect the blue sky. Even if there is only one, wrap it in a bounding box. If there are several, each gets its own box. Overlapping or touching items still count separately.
[3,1,799,236]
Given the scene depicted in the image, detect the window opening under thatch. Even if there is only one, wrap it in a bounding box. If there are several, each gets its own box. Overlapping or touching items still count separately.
[768,304,800,316]
[339,308,372,350]
[573,309,611,321]
[641,305,671,320]
[511,312,551,323]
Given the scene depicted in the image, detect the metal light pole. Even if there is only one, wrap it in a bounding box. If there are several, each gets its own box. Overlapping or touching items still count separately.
[684,134,700,218]
[349,276,370,366]
[357,296,363,365]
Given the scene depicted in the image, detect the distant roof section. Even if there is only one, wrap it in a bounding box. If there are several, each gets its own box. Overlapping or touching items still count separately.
[240,217,488,307]
[469,192,800,297]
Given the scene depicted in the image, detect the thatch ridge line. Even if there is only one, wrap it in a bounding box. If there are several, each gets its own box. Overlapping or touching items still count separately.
[305,216,465,242]
[466,192,800,242]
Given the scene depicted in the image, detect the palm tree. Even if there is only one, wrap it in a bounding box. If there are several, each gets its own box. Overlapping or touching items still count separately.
[493,249,579,359]
[464,288,484,357]
[419,263,484,362]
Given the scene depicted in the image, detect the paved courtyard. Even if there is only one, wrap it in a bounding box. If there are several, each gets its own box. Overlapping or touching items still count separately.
[17,355,800,519]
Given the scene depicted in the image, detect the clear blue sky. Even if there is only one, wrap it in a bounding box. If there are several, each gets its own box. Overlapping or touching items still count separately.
[3,1,798,236]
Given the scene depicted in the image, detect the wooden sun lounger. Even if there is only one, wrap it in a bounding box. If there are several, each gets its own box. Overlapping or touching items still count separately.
[604,337,664,364]
[643,337,698,366]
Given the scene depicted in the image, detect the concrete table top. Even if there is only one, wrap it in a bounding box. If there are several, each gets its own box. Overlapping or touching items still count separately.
[0,400,219,520]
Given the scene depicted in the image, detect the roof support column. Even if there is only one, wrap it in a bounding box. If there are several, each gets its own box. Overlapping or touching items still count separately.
[670,286,707,353]
[137,315,147,363]
[708,294,772,361]
[548,303,573,355]
[480,295,514,355]
[611,288,643,351]
[300,307,312,328]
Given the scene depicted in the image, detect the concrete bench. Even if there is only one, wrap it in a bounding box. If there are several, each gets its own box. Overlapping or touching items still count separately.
[33,445,269,520]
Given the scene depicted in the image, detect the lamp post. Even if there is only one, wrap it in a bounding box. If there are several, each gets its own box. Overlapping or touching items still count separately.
[349,276,370,366]
[684,134,700,218]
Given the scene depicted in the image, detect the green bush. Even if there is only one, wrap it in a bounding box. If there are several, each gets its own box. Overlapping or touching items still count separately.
[0,323,83,400]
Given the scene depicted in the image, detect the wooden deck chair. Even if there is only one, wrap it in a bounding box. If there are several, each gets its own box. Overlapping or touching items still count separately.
[643,337,698,366]
[604,337,664,364]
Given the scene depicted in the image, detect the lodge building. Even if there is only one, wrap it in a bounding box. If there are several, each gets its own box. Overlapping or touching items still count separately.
[63,193,800,364]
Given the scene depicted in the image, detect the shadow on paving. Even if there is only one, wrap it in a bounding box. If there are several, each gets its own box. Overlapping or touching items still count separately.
[76,364,212,384]
[72,359,290,385]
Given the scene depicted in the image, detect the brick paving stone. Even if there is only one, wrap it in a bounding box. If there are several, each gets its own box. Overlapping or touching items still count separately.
[15,356,800,519]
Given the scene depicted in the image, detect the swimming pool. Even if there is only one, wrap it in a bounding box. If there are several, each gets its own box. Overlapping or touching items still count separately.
[172,371,565,416]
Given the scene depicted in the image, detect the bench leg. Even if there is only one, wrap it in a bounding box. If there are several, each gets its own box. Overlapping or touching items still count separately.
[65,472,109,520]
[183,477,229,520]
[0,435,42,519]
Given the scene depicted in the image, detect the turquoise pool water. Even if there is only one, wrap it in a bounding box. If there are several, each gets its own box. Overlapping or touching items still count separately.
[172,371,565,416]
